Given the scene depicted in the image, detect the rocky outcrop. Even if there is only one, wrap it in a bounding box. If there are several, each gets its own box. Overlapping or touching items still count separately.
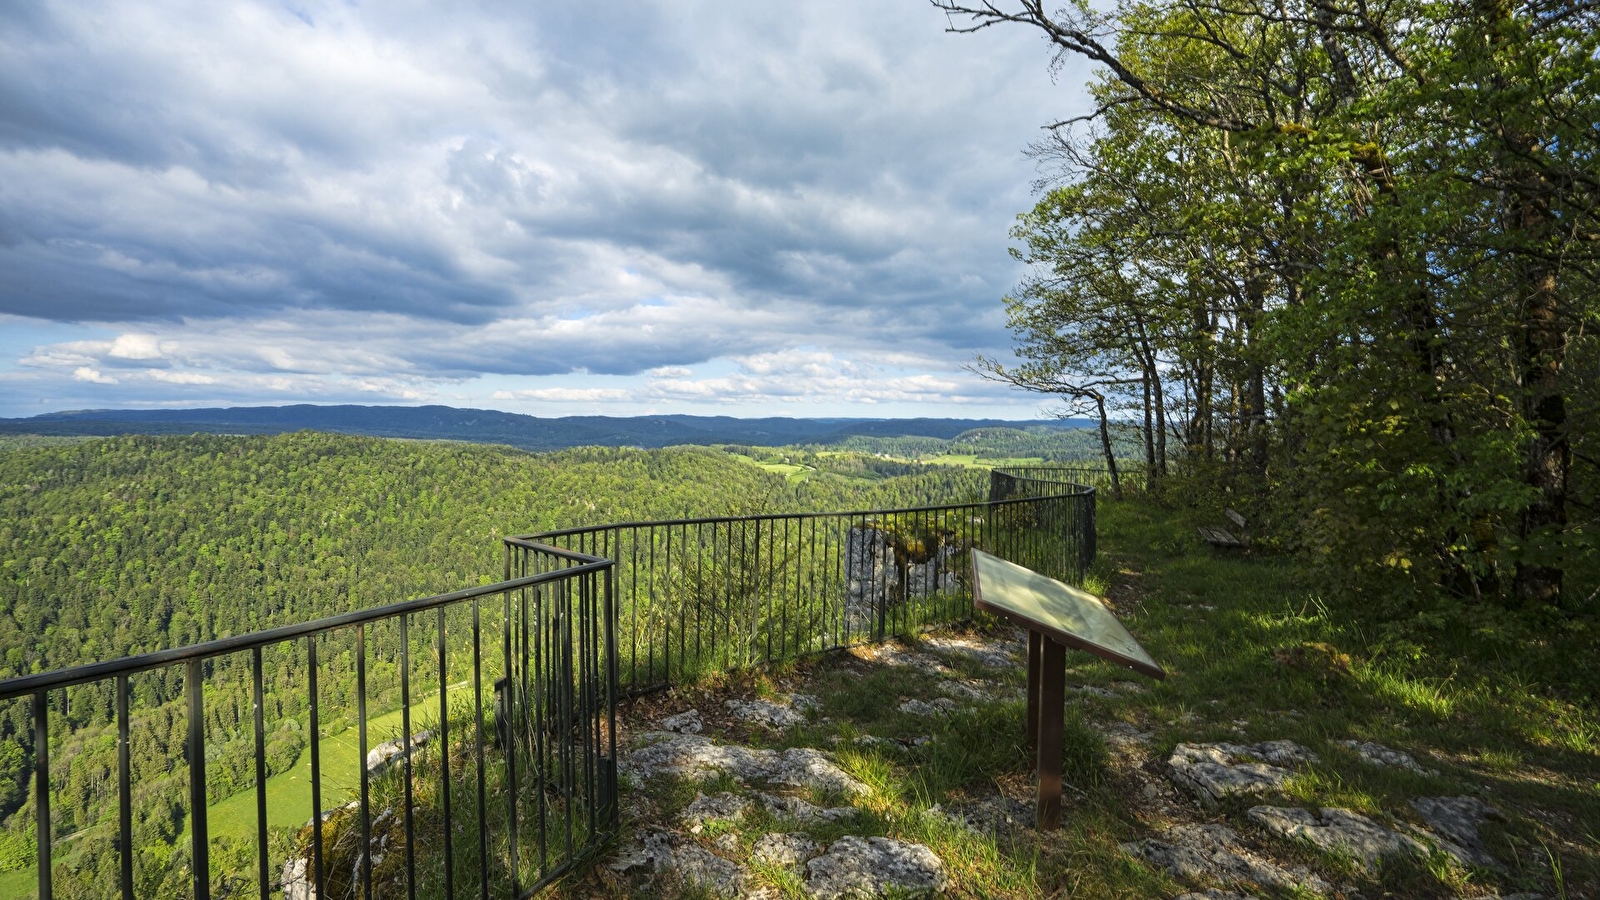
[624,732,868,796]
[1248,806,1424,872]
[1121,823,1328,894]
[804,836,947,899]
[1411,796,1502,868]
[1167,741,1318,804]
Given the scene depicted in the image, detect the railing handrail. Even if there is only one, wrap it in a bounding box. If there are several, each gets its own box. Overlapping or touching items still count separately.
[0,542,608,701]
[511,477,1091,542]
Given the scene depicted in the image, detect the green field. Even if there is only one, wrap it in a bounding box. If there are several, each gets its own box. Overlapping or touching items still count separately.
[725,452,813,483]
[921,453,1048,468]
[198,687,474,841]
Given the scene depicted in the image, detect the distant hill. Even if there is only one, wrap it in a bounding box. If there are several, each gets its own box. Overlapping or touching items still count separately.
[0,404,1094,451]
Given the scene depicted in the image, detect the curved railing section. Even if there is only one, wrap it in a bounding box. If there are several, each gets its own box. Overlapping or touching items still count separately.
[0,544,617,900]
[510,467,1096,695]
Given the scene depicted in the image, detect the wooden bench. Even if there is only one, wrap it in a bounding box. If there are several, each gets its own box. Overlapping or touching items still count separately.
[1198,508,1249,548]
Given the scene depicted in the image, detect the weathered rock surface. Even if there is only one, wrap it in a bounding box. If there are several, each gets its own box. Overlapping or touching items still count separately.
[898,697,959,716]
[623,733,868,796]
[804,836,947,899]
[922,635,1018,669]
[672,843,745,897]
[1167,741,1317,803]
[863,643,955,676]
[365,730,431,775]
[608,828,745,897]
[1248,806,1424,872]
[725,697,811,729]
[938,680,995,702]
[1096,721,1154,753]
[757,792,858,824]
[1335,739,1432,775]
[1174,891,1262,900]
[752,832,822,869]
[1411,796,1502,868]
[681,792,753,834]
[1120,823,1327,893]
[661,709,704,734]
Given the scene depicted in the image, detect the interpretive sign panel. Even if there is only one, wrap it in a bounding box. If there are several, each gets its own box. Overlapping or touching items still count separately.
[971,549,1165,680]
[970,549,1165,830]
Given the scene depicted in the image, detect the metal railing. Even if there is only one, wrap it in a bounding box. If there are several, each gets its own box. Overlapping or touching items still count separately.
[511,468,1095,695]
[0,467,1095,899]
[0,543,616,900]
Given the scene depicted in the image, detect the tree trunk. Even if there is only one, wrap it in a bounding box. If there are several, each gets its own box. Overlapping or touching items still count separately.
[1094,392,1123,499]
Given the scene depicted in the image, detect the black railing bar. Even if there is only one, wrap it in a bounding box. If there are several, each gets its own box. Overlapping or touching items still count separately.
[118,673,134,900]
[251,649,269,900]
[309,636,325,900]
[507,488,1094,540]
[0,561,611,700]
[35,690,51,900]
[472,596,488,900]
[356,623,372,900]
[503,582,520,896]
[186,659,211,900]
[437,607,454,900]
[399,614,417,900]
[497,539,610,562]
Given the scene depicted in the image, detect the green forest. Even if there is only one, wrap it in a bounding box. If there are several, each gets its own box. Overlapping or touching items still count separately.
[0,432,993,897]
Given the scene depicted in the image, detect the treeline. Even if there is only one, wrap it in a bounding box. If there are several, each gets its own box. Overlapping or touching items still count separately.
[800,425,1115,463]
[0,431,990,889]
[946,0,1599,608]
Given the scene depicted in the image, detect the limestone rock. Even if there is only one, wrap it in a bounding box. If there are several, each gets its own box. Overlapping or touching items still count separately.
[609,828,678,874]
[624,733,867,796]
[1096,722,1154,753]
[281,857,315,900]
[682,792,754,834]
[898,697,959,716]
[365,730,431,775]
[725,697,811,729]
[1167,741,1317,803]
[1411,796,1502,868]
[938,680,995,702]
[1072,684,1119,698]
[805,836,947,899]
[661,709,704,734]
[672,843,746,898]
[1248,806,1424,872]
[1120,823,1327,893]
[1174,892,1263,900]
[758,792,859,824]
[923,635,1018,669]
[752,832,821,869]
[609,828,746,898]
[1335,740,1432,775]
[774,747,871,796]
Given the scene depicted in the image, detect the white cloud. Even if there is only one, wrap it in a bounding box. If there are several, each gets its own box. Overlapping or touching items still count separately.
[493,387,632,402]
[73,366,117,384]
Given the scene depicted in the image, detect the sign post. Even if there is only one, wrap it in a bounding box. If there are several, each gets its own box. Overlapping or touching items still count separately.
[970,549,1165,830]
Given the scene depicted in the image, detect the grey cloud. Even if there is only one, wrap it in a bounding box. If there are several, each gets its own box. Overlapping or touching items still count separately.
[1,0,1090,409]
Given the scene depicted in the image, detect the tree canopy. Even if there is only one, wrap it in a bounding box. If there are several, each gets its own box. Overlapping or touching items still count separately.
[943,0,1599,607]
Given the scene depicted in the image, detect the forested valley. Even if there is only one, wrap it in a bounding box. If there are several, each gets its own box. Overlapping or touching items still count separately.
[0,431,992,894]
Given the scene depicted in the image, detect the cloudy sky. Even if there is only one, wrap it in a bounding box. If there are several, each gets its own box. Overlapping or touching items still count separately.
[0,1,1093,420]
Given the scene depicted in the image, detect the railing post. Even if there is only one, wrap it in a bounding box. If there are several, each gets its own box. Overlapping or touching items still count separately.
[186,659,210,900]
[34,690,51,900]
